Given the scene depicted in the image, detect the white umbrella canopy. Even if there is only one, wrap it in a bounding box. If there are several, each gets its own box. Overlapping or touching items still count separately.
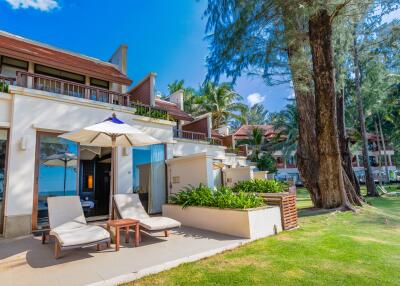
[59,114,161,217]
[60,115,160,147]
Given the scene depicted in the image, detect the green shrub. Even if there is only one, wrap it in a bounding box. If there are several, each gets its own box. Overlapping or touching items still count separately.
[169,184,264,209]
[0,82,9,93]
[232,179,287,193]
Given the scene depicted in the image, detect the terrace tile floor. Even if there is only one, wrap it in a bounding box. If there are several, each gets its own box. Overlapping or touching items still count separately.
[0,226,248,286]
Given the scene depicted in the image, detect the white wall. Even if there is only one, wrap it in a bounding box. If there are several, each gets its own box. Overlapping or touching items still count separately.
[0,92,11,126]
[166,153,214,195]
[4,87,174,217]
[223,166,253,187]
[171,139,226,159]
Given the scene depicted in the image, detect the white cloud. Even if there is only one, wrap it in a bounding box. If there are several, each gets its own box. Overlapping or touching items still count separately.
[5,0,59,11]
[288,91,295,99]
[247,92,265,106]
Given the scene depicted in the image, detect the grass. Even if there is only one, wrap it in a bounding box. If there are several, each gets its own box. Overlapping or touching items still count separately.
[122,187,400,286]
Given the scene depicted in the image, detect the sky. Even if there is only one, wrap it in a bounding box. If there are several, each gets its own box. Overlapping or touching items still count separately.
[0,0,292,112]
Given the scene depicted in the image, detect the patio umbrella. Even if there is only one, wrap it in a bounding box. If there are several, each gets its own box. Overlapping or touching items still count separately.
[59,113,161,217]
[43,153,77,196]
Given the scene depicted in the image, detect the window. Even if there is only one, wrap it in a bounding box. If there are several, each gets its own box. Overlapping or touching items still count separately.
[90,78,109,89]
[0,56,28,78]
[1,56,28,69]
[35,133,78,229]
[35,64,85,83]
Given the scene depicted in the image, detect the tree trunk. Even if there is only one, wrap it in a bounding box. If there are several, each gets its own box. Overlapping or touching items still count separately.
[374,119,383,186]
[337,89,363,205]
[309,9,350,209]
[378,113,389,182]
[282,5,322,207]
[352,29,378,197]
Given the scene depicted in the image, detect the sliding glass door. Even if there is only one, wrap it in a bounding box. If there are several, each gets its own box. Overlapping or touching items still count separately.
[132,144,166,214]
[34,132,78,229]
[0,129,8,234]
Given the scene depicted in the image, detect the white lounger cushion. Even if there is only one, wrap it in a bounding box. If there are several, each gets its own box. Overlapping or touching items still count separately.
[140,217,181,231]
[48,196,110,247]
[114,194,181,231]
[47,196,87,229]
[114,193,150,220]
[50,224,110,247]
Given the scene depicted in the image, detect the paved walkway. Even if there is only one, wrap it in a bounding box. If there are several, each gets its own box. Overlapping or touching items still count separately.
[0,227,248,286]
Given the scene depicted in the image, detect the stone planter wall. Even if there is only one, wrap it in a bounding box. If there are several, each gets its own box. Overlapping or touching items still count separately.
[162,204,282,239]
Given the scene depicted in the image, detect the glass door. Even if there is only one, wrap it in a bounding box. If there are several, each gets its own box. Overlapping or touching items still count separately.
[0,129,8,234]
[33,132,78,230]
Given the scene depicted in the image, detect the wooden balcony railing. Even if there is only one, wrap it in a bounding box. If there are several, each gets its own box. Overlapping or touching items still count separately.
[0,75,16,85]
[16,71,128,106]
[173,128,207,141]
[208,137,223,145]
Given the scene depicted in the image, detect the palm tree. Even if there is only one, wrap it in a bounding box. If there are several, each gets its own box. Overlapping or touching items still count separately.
[197,82,246,128]
[232,104,268,126]
[250,127,263,161]
[269,103,299,159]
[167,80,185,94]
[167,80,198,114]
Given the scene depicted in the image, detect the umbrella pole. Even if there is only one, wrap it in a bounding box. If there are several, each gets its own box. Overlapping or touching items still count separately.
[109,136,117,219]
[63,160,67,196]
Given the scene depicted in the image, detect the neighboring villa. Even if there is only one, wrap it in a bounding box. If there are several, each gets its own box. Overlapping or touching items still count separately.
[213,124,398,184]
[0,31,247,238]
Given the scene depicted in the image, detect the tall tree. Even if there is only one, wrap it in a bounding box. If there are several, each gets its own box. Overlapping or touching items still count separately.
[205,0,323,207]
[353,22,379,196]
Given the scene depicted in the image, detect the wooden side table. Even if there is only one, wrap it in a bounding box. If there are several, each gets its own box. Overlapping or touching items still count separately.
[106,219,140,251]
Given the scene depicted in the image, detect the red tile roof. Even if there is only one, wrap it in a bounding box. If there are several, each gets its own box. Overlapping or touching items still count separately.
[233,125,275,139]
[155,99,193,121]
[0,32,132,85]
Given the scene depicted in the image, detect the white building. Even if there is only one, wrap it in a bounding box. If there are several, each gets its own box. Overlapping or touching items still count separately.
[0,31,250,238]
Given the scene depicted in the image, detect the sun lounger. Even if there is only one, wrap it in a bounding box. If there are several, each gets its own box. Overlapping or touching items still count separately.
[47,196,110,258]
[114,194,181,237]
[377,185,400,196]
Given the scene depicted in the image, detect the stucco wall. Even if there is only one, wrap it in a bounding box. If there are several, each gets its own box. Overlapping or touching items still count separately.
[4,87,174,221]
[166,153,214,195]
[0,92,11,126]
[223,166,253,187]
[170,139,226,159]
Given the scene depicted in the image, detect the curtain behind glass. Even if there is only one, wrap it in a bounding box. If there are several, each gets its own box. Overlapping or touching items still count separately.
[149,144,166,214]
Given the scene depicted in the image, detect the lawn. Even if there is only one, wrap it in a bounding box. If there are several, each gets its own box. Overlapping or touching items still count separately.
[123,188,400,286]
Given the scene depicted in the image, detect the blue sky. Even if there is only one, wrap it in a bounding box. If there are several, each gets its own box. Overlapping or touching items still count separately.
[0,0,292,112]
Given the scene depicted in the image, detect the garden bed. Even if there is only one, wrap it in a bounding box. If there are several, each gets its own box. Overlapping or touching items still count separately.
[162,204,282,239]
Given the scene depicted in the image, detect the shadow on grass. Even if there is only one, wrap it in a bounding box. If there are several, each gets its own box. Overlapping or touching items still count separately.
[298,207,332,218]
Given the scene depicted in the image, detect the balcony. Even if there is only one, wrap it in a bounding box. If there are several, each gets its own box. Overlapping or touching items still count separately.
[2,71,169,120]
[16,71,128,105]
[173,128,222,145]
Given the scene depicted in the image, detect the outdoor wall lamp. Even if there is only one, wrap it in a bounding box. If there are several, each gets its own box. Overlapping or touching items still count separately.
[122,147,130,156]
[20,136,27,151]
